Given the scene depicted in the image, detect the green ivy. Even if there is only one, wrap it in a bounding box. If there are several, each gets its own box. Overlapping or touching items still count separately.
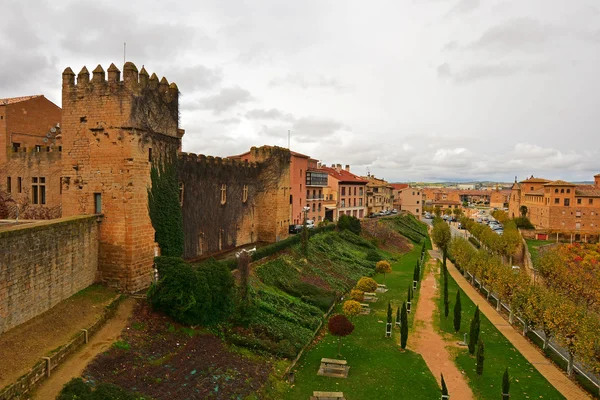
[148,153,184,257]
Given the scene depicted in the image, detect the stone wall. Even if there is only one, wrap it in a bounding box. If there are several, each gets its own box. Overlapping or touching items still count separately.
[179,146,291,260]
[0,215,99,334]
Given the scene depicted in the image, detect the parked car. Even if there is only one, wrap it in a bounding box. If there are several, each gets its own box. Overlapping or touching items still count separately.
[458,222,464,230]
[289,224,303,234]
[368,213,378,218]
[391,209,398,214]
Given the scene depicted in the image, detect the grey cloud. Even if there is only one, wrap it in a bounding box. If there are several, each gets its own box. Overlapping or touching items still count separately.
[57,3,207,60]
[447,0,479,15]
[270,73,345,91]
[292,117,346,139]
[437,62,522,83]
[170,65,223,92]
[216,117,241,125]
[469,18,558,52]
[245,108,295,122]
[195,86,253,114]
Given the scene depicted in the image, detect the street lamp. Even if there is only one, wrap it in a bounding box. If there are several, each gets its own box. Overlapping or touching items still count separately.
[302,206,310,226]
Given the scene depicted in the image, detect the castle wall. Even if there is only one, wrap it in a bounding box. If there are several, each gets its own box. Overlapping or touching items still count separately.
[179,147,290,260]
[0,215,99,334]
[60,63,181,291]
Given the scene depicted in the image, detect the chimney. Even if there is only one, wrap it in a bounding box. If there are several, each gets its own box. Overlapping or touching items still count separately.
[337,164,342,169]
[595,174,600,188]
[345,164,350,172]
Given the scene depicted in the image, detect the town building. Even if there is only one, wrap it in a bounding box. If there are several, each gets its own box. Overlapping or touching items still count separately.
[391,183,422,218]
[509,175,600,241]
[319,164,368,220]
[0,95,62,218]
[305,158,331,224]
[361,174,393,215]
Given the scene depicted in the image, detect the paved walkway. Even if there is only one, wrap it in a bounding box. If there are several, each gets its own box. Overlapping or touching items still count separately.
[411,258,474,399]
[429,248,591,400]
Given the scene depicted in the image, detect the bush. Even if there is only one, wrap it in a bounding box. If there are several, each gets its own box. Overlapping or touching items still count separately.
[148,256,234,326]
[337,214,361,235]
[350,289,365,302]
[343,300,362,319]
[514,217,534,229]
[366,248,383,262]
[356,277,378,292]
[58,378,141,400]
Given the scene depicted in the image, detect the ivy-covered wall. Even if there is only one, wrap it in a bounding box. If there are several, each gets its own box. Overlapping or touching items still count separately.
[178,146,291,260]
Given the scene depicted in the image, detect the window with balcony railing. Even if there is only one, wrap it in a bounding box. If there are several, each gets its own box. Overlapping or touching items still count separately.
[306,171,328,186]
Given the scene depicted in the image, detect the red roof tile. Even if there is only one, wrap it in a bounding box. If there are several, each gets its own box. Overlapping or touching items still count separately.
[390,183,409,190]
[320,166,368,184]
[575,185,600,197]
[0,95,41,105]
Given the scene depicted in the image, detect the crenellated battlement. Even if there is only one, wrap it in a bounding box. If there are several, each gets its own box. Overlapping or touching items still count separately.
[179,152,258,169]
[62,62,178,103]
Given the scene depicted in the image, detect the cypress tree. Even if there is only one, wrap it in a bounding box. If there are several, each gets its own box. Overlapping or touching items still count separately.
[502,368,510,399]
[468,306,481,354]
[441,373,448,397]
[443,263,449,317]
[453,290,462,332]
[400,302,408,348]
[476,338,485,375]
[396,306,400,326]
[413,265,419,282]
[408,284,412,303]
[387,301,392,324]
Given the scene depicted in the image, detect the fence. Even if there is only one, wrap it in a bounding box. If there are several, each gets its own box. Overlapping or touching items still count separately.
[459,267,600,397]
[0,295,124,400]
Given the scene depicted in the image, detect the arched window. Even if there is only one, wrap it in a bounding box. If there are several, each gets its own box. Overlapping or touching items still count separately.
[555,189,558,193]
[567,189,570,194]
[561,189,565,193]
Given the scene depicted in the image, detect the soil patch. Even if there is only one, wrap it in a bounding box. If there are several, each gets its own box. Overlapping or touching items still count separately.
[410,259,474,400]
[0,285,118,389]
[83,302,273,399]
[361,219,412,253]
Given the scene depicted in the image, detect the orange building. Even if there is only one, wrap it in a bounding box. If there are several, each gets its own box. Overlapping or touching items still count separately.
[361,175,393,215]
[305,158,330,223]
[319,164,367,220]
[509,175,600,241]
[391,183,422,218]
[0,95,62,217]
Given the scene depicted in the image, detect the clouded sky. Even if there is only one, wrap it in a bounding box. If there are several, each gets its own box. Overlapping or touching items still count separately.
[3,0,599,182]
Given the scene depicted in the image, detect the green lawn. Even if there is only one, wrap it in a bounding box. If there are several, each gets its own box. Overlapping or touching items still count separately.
[284,244,440,399]
[526,239,554,266]
[436,264,565,400]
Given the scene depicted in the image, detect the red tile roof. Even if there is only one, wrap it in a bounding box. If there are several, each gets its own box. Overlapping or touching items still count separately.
[575,185,600,197]
[0,95,41,105]
[544,180,576,186]
[521,177,551,184]
[320,166,368,184]
[390,183,409,190]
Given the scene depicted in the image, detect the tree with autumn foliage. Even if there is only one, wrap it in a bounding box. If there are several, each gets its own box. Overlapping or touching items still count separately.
[356,276,378,292]
[328,314,355,357]
[375,260,392,282]
[343,300,362,320]
[538,243,600,312]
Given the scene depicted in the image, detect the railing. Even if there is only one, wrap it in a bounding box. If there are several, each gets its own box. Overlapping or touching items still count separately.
[461,269,600,395]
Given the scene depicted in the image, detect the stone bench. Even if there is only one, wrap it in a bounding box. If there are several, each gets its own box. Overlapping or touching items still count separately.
[376,284,388,293]
[359,303,370,314]
[310,391,345,400]
[318,358,350,378]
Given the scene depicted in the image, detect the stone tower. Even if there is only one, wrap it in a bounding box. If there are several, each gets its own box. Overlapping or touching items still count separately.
[60,62,184,291]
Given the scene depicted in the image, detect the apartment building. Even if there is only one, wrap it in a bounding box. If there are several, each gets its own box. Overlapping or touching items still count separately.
[320,164,368,220]
[509,174,600,241]
[391,183,422,218]
[362,175,393,215]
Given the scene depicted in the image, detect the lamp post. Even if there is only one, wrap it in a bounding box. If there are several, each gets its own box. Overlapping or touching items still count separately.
[301,206,311,256]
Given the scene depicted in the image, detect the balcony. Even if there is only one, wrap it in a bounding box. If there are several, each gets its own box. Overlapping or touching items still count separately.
[307,197,326,201]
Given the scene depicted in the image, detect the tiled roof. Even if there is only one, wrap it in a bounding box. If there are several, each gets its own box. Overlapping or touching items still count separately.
[544,180,576,186]
[521,177,551,184]
[390,183,409,190]
[432,200,461,205]
[0,95,41,105]
[575,185,600,197]
[320,166,368,184]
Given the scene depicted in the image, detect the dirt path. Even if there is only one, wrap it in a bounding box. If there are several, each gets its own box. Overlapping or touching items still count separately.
[0,285,117,389]
[410,259,475,400]
[31,297,136,400]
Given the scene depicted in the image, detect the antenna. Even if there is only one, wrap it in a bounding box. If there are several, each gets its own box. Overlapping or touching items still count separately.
[123,42,126,64]
[288,130,290,149]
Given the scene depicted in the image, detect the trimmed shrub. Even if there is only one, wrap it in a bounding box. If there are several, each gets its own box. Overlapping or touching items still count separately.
[356,277,378,292]
[343,300,362,319]
[337,214,361,235]
[350,289,365,302]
